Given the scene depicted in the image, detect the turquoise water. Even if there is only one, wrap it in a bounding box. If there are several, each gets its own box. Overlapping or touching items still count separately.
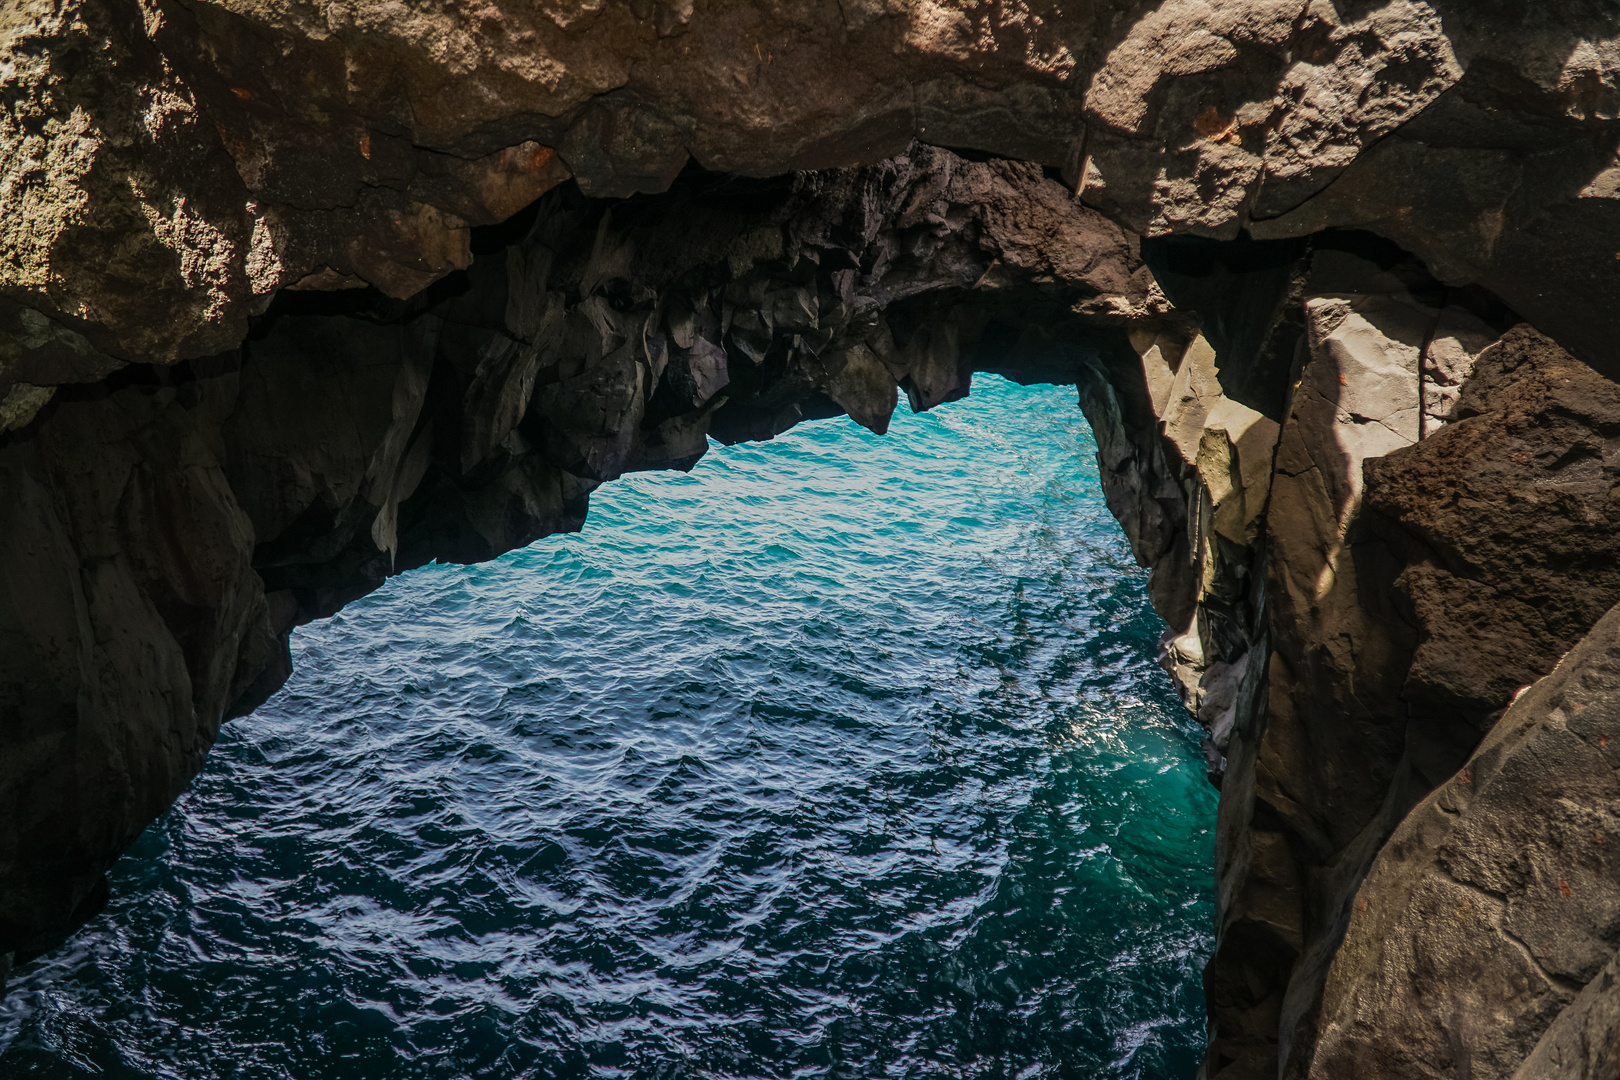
[0,377,1214,1079]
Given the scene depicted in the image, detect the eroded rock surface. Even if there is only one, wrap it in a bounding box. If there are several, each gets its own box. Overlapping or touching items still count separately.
[0,363,266,963]
[1314,596,1620,1080]
[1074,227,1620,1078]
[1367,327,1620,728]
[1297,326,1620,1080]
[2,0,1618,383]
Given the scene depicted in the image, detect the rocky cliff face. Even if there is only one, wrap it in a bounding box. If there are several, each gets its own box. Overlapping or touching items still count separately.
[3,3,1620,1078]
[1071,234,1620,1078]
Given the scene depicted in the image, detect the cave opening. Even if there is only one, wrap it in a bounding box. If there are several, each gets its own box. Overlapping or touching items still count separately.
[0,376,1216,1079]
[3,131,1574,1080]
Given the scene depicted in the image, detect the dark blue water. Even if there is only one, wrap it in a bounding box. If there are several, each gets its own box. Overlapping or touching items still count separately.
[0,377,1214,1079]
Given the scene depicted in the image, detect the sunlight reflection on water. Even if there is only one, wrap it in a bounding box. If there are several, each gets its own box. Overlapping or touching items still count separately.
[1,376,1214,1080]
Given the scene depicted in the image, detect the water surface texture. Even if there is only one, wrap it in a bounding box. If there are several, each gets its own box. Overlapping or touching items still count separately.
[2,377,1215,1079]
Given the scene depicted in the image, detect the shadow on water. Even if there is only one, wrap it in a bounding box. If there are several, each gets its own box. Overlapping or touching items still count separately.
[0,376,1215,1080]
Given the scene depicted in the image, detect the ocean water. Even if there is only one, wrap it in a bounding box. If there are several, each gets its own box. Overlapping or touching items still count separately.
[0,376,1215,1080]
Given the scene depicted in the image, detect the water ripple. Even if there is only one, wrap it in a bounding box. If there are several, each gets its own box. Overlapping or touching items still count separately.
[1,376,1214,1080]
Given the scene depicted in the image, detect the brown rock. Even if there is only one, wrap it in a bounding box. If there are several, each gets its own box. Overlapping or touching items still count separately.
[1314,598,1620,1080]
[1365,326,1620,721]
[4,0,1618,378]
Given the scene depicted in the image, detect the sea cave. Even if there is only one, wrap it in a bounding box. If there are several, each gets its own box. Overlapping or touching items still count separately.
[3,5,1620,1079]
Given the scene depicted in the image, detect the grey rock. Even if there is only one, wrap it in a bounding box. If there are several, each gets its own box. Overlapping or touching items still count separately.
[1314,599,1620,1080]
[1514,952,1620,1080]
[3,0,1617,381]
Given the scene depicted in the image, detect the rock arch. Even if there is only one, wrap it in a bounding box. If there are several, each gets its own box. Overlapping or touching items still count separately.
[5,4,1620,1077]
